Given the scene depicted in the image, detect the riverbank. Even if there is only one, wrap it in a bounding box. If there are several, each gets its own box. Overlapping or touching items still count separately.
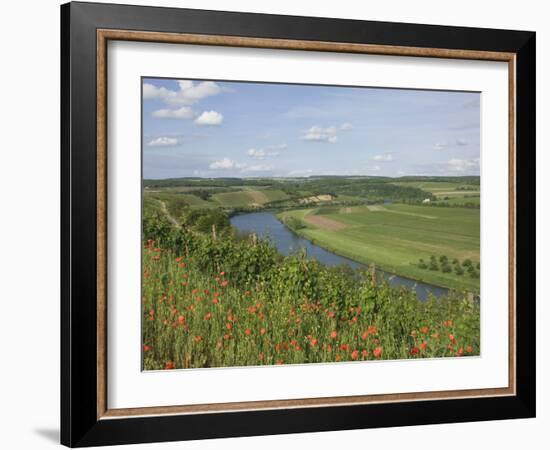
[276,206,480,294]
[230,211,450,299]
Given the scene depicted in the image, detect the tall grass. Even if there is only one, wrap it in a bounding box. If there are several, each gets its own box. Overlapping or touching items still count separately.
[142,214,480,370]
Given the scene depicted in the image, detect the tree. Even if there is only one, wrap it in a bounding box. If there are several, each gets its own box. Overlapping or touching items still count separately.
[455,265,464,276]
[439,255,448,264]
[462,259,472,267]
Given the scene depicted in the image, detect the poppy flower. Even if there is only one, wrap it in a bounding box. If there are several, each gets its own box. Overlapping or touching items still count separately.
[204,312,212,321]
[226,323,233,330]
[245,328,252,336]
[410,347,420,356]
[212,298,219,305]
[420,326,429,334]
[194,335,202,343]
[361,331,369,340]
[310,338,318,347]
[351,350,359,360]
[419,341,428,351]
[456,348,464,356]
[165,361,175,370]
[373,347,383,358]
[143,345,151,352]
[362,350,368,358]
[367,325,378,334]
[260,328,267,335]
[448,334,455,341]
[219,271,225,276]
[335,355,342,362]
[466,345,473,353]
[330,331,338,339]
[178,315,185,323]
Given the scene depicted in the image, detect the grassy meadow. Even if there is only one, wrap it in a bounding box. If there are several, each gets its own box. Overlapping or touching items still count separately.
[279,203,480,292]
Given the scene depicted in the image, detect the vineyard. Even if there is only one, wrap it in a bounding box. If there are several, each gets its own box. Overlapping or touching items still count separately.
[142,213,480,370]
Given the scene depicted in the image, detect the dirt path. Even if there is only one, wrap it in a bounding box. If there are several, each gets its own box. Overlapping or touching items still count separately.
[158,200,179,226]
[304,214,348,231]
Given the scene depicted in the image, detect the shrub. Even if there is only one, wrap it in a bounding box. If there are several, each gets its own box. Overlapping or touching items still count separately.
[462,259,472,267]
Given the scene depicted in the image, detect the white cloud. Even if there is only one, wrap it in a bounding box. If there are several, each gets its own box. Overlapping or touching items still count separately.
[143,80,221,105]
[447,158,480,172]
[302,126,339,143]
[152,106,194,119]
[372,154,394,161]
[209,158,243,170]
[195,111,224,126]
[456,138,469,146]
[433,142,448,150]
[247,144,286,159]
[340,123,353,131]
[146,136,178,147]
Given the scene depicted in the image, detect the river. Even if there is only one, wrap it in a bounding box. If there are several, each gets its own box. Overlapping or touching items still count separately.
[230,211,449,300]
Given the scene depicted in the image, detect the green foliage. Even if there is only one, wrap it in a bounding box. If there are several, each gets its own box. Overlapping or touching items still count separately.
[142,215,480,369]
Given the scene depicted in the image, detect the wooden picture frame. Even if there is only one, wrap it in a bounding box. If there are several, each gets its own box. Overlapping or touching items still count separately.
[61,1,535,447]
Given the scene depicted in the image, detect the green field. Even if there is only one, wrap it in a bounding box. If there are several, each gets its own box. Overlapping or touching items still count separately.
[211,189,289,207]
[279,204,480,292]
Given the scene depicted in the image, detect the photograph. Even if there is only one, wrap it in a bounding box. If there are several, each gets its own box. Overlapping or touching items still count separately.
[141,78,481,370]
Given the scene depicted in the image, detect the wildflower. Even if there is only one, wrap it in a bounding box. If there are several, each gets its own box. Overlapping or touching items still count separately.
[163,319,168,326]
[276,360,284,365]
[143,345,151,352]
[419,341,428,351]
[165,361,175,370]
[330,330,338,339]
[226,323,233,330]
[335,355,342,362]
[212,298,219,305]
[245,290,251,296]
[178,263,186,268]
[351,350,359,360]
[260,328,267,335]
[175,256,184,262]
[410,330,417,338]
[194,335,202,343]
[340,343,350,352]
[152,255,160,261]
[410,347,420,356]
[362,350,368,358]
[448,334,455,342]
[178,315,185,324]
[204,312,212,321]
[223,334,232,340]
[290,340,297,347]
[466,345,473,353]
[310,338,318,347]
[259,353,264,361]
[373,347,383,358]
[220,271,225,276]
[456,348,464,356]
[361,331,369,340]
[420,326,429,334]
[245,328,252,336]
[367,325,378,334]
[443,320,453,327]
[221,280,229,287]
[327,344,332,353]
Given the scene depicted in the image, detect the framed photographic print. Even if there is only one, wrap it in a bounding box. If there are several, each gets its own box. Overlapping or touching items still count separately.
[61,1,536,447]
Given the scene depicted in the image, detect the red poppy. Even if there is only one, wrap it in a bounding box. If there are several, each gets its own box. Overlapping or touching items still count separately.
[448,334,455,341]
[219,271,225,276]
[204,312,212,321]
[335,355,342,362]
[466,345,473,353]
[194,335,202,343]
[419,341,428,351]
[456,348,464,356]
[351,350,359,360]
[143,345,151,352]
[226,323,233,330]
[367,325,378,334]
[260,328,267,335]
[373,347,383,358]
[330,330,338,339]
[410,347,420,356]
[245,328,252,336]
[178,315,185,323]
[361,331,369,340]
[310,338,318,347]
[165,361,175,370]
[362,350,369,358]
[212,298,219,305]
[420,326,429,334]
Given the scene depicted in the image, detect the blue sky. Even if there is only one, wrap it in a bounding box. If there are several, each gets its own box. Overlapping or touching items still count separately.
[142,78,480,179]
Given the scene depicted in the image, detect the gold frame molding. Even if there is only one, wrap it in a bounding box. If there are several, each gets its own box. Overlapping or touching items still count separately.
[96,29,516,420]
